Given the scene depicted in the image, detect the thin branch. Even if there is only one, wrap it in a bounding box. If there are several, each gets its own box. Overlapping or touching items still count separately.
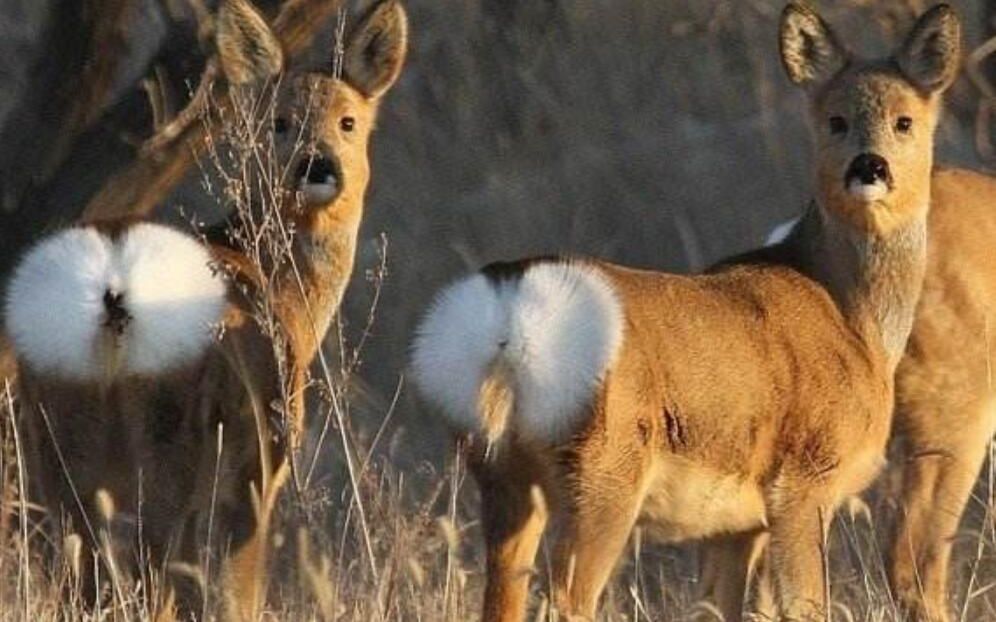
[141,59,219,155]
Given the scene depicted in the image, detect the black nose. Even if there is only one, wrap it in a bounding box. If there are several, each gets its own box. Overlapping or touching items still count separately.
[845,153,892,186]
[296,155,339,185]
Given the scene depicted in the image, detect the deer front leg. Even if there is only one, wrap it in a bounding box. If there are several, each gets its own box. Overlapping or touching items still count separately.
[889,414,993,622]
[220,525,267,621]
[767,490,834,622]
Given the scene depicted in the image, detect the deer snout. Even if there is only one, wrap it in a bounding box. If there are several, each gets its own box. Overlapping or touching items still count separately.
[844,153,892,202]
[295,153,343,206]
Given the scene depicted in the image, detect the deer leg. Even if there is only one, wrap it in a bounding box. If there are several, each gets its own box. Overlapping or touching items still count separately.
[220,524,268,622]
[550,476,644,620]
[889,411,993,622]
[766,490,834,622]
[218,456,289,622]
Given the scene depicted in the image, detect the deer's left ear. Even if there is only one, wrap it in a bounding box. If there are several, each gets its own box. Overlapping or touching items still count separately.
[343,0,408,99]
[216,0,284,86]
[779,2,848,90]
[897,4,961,94]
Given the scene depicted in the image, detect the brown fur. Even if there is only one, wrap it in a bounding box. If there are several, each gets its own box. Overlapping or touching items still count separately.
[11,1,407,619]
[461,4,960,621]
[697,169,996,622]
[887,167,996,622]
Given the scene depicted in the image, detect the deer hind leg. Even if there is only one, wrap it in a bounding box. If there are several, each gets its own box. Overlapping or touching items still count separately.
[889,408,994,622]
[697,529,769,622]
[472,440,551,622]
[550,467,646,620]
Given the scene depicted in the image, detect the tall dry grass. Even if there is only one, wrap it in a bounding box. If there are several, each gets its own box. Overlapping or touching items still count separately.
[4,0,996,620]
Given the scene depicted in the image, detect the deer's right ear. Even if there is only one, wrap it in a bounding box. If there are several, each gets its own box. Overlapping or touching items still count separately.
[779,2,847,89]
[216,0,284,86]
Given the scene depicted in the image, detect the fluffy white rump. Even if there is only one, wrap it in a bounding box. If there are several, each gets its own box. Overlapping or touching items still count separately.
[4,223,227,381]
[411,261,624,443]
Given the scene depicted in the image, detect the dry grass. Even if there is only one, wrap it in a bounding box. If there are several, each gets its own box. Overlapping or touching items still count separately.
[4,0,996,620]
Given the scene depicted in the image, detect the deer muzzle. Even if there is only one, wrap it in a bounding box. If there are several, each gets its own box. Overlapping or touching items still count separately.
[845,153,893,202]
[295,153,343,206]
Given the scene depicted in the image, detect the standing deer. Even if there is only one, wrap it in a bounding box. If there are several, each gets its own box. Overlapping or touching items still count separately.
[2,0,407,617]
[747,166,996,622]
[410,3,960,621]
[887,165,996,622]
[753,44,996,622]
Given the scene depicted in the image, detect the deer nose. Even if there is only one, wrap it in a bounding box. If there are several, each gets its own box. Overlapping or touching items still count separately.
[845,153,892,187]
[296,155,339,185]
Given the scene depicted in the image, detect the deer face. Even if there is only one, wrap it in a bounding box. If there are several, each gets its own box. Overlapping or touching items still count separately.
[217,0,407,217]
[780,3,960,234]
[270,75,378,211]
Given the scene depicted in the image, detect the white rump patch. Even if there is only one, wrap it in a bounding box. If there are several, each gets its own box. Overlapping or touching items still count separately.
[4,223,227,382]
[764,217,800,246]
[411,261,624,443]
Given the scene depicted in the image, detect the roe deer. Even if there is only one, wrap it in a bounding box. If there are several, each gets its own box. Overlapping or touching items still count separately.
[2,0,407,617]
[755,108,996,622]
[887,168,996,622]
[410,3,960,620]
[747,167,996,622]
[705,7,995,621]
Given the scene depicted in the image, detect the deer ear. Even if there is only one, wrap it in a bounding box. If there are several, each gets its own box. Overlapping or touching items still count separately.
[343,0,408,99]
[216,0,284,86]
[779,2,848,89]
[896,4,961,94]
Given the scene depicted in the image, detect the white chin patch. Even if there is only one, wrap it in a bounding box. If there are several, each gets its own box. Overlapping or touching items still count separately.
[299,177,338,204]
[847,181,889,202]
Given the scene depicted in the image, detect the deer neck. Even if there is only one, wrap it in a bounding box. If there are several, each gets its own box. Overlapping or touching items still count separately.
[796,199,927,372]
[276,196,364,362]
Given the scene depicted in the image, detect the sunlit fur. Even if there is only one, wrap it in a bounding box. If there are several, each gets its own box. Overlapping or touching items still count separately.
[412,4,962,622]
[762,168,996,622]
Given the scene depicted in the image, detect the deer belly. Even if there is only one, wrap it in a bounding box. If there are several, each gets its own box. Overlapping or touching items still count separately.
[637,457,766,543]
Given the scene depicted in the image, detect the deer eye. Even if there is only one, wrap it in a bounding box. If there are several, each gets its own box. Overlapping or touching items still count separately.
[273,117,289,135]
[340,116,355,132]
[829,116,848,136]
[896,116,913,133]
